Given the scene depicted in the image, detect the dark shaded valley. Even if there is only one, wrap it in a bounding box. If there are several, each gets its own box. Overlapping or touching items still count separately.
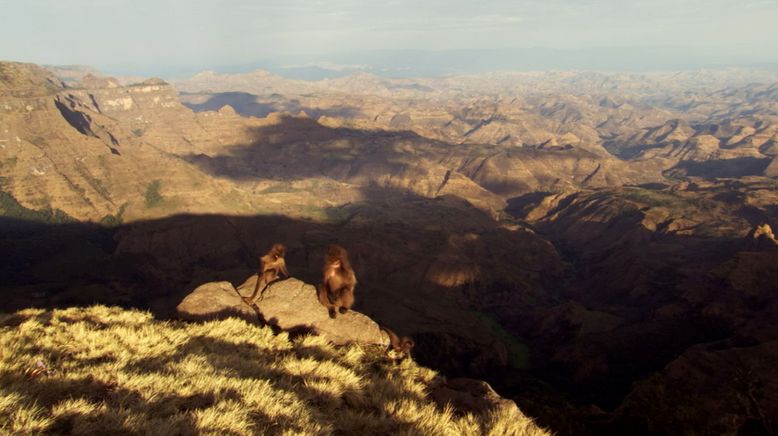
[2,62,778,435]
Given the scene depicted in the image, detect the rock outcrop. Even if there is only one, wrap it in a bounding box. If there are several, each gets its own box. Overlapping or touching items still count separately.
[177,278,528,423]
[766,157,778,177]
[748,223,778,250]
[430,377,521,415]
[175,281,257,323]
[177,276,387,346]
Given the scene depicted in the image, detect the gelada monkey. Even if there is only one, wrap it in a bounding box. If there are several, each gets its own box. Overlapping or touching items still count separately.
[317,244,356,318]
[243,243,288,304]
[380,326,415,361]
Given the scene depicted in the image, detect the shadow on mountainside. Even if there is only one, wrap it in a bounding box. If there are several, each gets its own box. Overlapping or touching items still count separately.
[3,179,778,434]
[180,114,608,198]
[504,189,778,418]
[181,91,363,119]
[0,183,560,405]
[665,156,772,178]
[181,115,443,183]
[180,114,653,219]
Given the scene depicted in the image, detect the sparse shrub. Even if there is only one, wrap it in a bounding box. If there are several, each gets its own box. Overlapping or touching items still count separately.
[0,157,18,169]
[0,192,75,223]
[258,182,296,194]
[95,201,128,228]
[144,180,163,208]
[476,312,531,369]
[99,214,120,227]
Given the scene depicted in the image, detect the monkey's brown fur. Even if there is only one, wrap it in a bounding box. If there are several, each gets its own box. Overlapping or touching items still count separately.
[243,243,289,304]
[380,326,415,361]
[317,244,356,318]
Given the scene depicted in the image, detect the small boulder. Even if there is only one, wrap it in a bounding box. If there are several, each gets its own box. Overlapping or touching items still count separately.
[748,223,778,250]
[175,281,256,323]
[765,156,778,177]
[430,377,520,415]
[217,105,237,116]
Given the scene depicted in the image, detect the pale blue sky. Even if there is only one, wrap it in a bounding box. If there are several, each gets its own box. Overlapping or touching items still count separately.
[1,0,777,76]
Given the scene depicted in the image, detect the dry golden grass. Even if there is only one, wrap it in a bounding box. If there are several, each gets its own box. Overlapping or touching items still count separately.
[0,306,547,435]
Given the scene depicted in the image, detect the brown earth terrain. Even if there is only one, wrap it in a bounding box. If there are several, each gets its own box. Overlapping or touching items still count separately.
[1,61,777,435]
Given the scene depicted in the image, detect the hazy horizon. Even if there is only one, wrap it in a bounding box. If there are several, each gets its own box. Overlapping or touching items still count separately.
[3,0,778,78]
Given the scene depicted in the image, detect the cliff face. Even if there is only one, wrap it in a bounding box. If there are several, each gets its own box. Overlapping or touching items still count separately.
[0,62,274,221]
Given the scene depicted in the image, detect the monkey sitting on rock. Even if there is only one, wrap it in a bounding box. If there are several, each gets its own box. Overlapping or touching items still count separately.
[317,244,356,318]
[242,243,413,362]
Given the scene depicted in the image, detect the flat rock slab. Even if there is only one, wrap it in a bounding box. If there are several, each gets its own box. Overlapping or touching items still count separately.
[176,281,257,324]
[177,275,387,346]
[236,276,387,346]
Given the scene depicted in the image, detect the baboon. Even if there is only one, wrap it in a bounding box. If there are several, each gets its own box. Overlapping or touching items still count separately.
[317,244,356,318]
[380,326,415,361]
[243,243,289,304]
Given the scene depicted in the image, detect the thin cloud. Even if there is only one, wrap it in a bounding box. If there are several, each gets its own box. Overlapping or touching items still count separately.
[0,0,775,73]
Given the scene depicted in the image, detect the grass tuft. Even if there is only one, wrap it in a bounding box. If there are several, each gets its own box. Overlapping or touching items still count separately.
[0,306,547,435]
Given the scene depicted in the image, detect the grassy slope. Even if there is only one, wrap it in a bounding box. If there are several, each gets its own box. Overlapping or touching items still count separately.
[0,306,546,435]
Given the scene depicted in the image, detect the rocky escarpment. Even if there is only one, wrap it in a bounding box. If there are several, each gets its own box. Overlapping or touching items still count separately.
[0,62,277,221]
[0,62,64,97]
[749,223,778,249]
[174,275,539,423]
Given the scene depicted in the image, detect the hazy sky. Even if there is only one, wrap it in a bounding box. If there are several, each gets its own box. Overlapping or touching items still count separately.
[2,0,777,75]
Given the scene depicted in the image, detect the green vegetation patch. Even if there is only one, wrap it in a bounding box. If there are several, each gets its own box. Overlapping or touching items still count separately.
[324,204,358,223]
[99,202,129,227]
[99,214,121,227]
[144,180,163,208]
[74,162,111,201]
[0,192,74,224]
[0,157,18,169]
[219,189,245,210]
[621,187,691,215]
[258,182,300,195]
[298,204,325,219]
[475,312,531,370]
[28,136,47,147]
